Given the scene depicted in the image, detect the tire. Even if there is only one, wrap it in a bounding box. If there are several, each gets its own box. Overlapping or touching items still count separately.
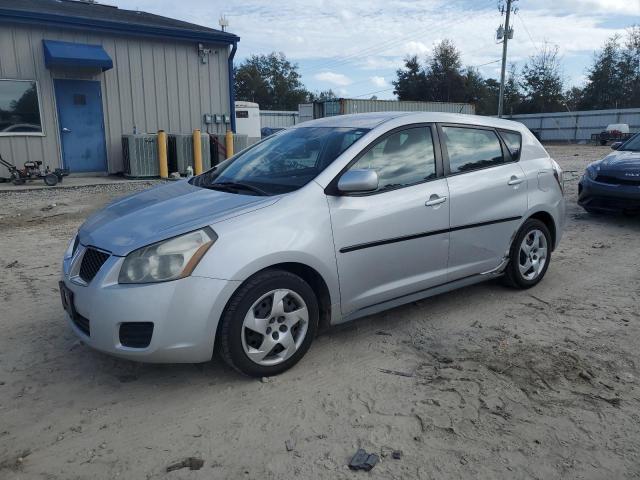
[219,269,319,377]
[503,219,552,289]
[44,173,58,186]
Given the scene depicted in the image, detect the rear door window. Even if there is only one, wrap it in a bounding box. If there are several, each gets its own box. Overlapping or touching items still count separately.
[441,126,505,174]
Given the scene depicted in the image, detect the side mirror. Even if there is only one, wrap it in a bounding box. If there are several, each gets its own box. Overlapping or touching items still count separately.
[337,169,379,193]
[611,141,623,150]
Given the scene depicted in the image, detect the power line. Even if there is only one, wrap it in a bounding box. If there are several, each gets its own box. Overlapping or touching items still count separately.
[516,13,540,54]
[303,12,494,76]
[352,87,395,98]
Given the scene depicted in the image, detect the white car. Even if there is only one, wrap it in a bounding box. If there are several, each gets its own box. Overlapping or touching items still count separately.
[61,112,565,377]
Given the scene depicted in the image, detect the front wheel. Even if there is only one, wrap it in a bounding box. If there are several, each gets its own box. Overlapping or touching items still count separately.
[503,219,552,289]
[219,269,319,377]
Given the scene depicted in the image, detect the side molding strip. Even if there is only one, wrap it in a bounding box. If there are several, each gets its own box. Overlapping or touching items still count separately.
[339,216,522,253]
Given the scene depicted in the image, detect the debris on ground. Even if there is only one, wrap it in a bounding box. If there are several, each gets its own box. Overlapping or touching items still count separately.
[5,260,18,268]
[348,449,379,471]
[166,457,204,472]
[285,439,295,452]
[378,368,414,378]
[0,450,31,471]
[391,450,402,460]
[375,330,392,336]
[41,203,56,211]
[261,376,270,383]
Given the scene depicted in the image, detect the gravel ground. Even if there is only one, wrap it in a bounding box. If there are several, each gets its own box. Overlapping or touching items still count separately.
[1,144,639,479]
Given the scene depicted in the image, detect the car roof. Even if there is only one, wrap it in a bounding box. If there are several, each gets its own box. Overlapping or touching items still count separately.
[293,111,527,131]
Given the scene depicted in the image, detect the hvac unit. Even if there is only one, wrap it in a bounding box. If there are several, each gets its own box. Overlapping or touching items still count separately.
[210,133,251,165]
[167,134,211,175]
[122,134,159,178]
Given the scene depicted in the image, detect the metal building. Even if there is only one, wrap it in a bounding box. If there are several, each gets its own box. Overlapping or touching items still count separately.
[506,108,640,142]
[0,0,239,175]
[299,98,475,122]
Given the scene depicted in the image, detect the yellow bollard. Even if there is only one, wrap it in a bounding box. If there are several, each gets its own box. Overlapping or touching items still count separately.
[192,129,203,175]
[225,129,234,159]
[157,130,168,179]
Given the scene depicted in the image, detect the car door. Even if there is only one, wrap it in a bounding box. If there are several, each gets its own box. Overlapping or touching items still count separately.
[438,124,527,280]
[326,124,450,317]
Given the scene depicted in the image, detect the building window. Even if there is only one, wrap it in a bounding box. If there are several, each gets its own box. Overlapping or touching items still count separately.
[0,80,44,136]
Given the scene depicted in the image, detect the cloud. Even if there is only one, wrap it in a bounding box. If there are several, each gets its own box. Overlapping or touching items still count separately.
[370,76,387,87]
[110,0,635,92]
[404,41,430,55]
[314,71,352,86]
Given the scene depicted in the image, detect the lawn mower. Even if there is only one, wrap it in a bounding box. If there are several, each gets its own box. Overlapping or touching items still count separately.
[0,154,68,186]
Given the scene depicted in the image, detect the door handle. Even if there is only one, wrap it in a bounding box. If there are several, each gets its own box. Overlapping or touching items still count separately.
[508,176,524,186]
[425,195,447,207]
[62,127,71,133]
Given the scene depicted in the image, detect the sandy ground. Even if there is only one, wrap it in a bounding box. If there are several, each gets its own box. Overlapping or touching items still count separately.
[1,145,639,479]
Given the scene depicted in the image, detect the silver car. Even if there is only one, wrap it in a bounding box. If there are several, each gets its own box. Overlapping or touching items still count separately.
[60,112,565,377]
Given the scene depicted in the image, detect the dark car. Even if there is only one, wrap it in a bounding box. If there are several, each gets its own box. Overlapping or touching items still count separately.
[579,133,640,214]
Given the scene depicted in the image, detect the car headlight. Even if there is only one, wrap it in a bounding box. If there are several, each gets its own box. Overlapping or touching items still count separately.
[118,227,217,284]
[585,164,600,180]
[64,234,79,259]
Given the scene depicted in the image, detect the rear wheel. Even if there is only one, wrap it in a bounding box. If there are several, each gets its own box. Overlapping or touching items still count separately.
[219,269,319,377]
[44,173,59,186]
[503,219,552,289]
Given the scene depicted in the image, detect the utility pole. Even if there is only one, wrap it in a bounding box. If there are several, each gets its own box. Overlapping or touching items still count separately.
[497,0,517,118]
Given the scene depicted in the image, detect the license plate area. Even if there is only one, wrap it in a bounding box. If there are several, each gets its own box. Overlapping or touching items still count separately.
[59,281,90,336]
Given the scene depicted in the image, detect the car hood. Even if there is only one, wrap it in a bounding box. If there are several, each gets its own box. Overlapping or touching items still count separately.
[599,150,640,172]
[78,180,279,256]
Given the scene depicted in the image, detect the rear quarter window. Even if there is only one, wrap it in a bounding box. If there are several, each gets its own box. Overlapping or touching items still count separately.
[499,130,522,161]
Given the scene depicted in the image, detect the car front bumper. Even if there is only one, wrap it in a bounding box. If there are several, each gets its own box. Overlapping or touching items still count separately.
[61,247,239,363]
[578,175,640,213]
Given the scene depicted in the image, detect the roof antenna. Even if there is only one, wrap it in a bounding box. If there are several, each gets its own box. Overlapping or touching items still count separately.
[218,15,229,32]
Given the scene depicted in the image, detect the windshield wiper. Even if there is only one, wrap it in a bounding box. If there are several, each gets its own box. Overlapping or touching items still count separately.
[204,181,269,196]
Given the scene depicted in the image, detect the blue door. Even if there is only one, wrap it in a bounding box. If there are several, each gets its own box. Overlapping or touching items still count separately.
[54,79,107,172]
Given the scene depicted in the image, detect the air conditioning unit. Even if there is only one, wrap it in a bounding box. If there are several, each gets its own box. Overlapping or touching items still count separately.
[210,133,251,165]
[167,133,211,175]
[122,134,159,178]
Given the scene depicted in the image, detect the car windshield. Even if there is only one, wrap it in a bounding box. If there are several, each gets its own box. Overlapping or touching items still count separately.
[619,133,640,152]
[191,127,369,195]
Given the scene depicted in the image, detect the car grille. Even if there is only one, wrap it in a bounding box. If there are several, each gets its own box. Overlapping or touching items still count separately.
[79,248,109,283]
[119,322,154,348]
[596,174,640,186]
[73,312,90,336]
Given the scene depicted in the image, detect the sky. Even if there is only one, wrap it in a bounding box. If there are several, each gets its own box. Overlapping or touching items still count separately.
[111,0,639,99]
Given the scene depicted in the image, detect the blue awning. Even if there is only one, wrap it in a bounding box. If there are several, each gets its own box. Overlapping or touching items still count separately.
[42,40,113,71]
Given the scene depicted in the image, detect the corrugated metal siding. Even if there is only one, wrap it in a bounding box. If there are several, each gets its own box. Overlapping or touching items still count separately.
[317,98,475,117]
[507,108,640,142]
[259,110,298,129]
[0,23,230,175]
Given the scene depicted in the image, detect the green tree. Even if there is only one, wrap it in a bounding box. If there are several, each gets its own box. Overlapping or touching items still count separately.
[476,78,500,115]
[564,86,583,111]
[308,89,337,101]
[424,39,466,102]
[519,45,565,113]
[235,52,310,110]
[579,36,624,109]
[503,64,523,115]
[619,26,640,107]
[392,55,427,101]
